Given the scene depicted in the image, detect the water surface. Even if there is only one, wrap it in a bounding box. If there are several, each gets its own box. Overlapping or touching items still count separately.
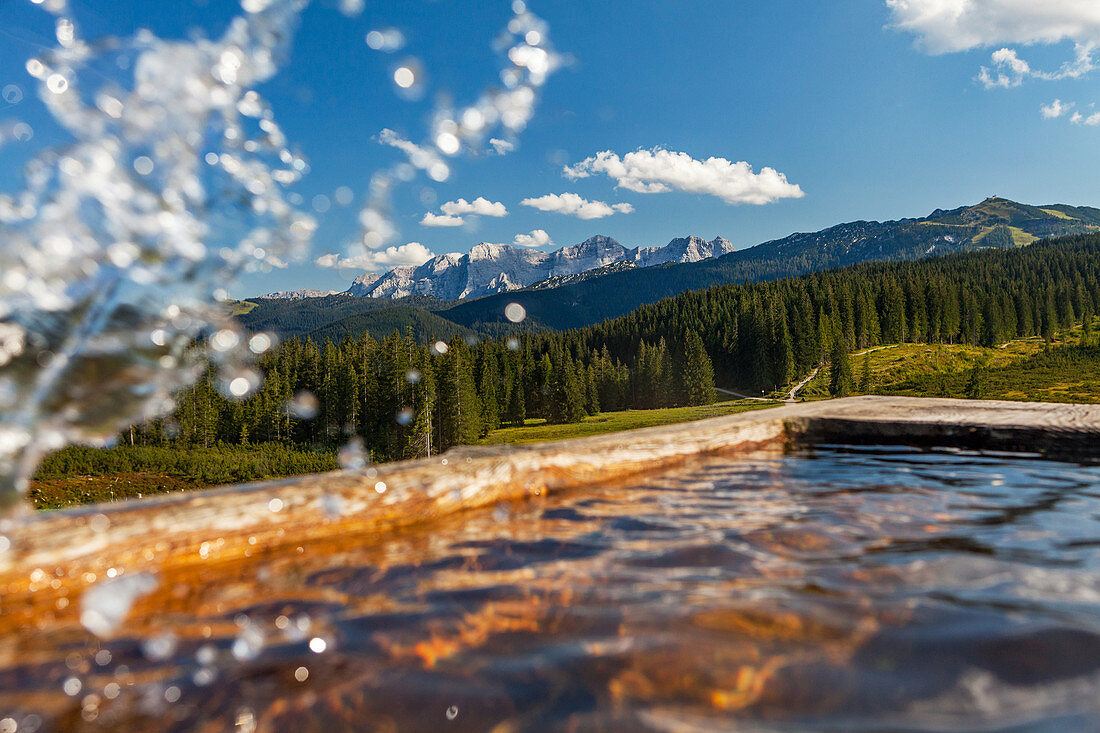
[4,446,1100,731]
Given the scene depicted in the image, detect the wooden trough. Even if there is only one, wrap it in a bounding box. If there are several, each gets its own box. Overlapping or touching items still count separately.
[3,396,1100,587]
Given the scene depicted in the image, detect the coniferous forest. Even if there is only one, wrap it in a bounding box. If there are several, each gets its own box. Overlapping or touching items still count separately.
[124,233,1100,463]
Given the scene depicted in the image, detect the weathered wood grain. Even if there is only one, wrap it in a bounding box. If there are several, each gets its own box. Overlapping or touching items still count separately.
[3,396,1099,585]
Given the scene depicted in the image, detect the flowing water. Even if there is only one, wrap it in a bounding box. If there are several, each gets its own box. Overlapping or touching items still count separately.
[0,0,559,508]
[4,445,1100,731]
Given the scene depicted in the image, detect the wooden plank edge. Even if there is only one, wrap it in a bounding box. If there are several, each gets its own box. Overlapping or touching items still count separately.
[4,396,1100,584]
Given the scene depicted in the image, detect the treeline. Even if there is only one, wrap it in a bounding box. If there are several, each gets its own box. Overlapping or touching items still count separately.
[130,326,717,462]
[134,232,1100,461]
[571,233,1100,394]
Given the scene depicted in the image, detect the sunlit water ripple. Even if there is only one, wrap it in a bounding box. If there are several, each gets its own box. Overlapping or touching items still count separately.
[4,445,1100,731]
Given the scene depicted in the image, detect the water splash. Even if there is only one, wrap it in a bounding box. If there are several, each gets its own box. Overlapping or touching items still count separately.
[0,0,561,510]
[0,0,314,509]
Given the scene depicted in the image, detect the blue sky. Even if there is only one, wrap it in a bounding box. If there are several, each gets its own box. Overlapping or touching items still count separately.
[1,0,1099,297]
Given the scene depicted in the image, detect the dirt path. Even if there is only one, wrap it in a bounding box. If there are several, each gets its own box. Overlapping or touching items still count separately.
[852,344,899,357]
[717,365,821,404]
[785,367,820,402]
[714,387,774,402]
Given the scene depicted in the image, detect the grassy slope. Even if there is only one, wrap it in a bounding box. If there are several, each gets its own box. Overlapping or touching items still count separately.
[791,321,1100,404]
[477,400,781,446]
[29,444,339,510]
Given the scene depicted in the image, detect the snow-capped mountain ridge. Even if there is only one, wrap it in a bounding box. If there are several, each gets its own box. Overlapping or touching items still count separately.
[343,234,733,301]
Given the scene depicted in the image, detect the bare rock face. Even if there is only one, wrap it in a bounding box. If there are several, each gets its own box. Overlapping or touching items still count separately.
[343,234,735,300]
[344,273,382,296]
[630,236,736,267]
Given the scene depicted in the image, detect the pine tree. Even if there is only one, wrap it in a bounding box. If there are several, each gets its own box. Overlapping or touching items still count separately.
[679,330,716,406]
[548,352,586,424]
[828,338,853,397]
[436,338,481,449]
[478,350,501,435]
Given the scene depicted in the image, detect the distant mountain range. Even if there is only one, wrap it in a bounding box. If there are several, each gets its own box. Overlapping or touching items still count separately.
[240,197,1100,340]
[256,289,342,300]
[264,234,737,301]
[439,197,1100,330]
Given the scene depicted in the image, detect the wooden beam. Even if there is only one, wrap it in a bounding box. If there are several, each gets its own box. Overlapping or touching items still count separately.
[3,396,1099,584]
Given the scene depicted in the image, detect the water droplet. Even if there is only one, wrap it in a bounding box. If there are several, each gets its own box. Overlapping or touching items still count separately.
[506,337,520,351]
[11,122,32,142]
[435,132,460,155]
[393,66,415,88]
[267,497,283,513]
[193,667,216,686]
[235,707,257,733]
[63,677,82,696]
[133,156,154,175]
[446,705,458,720]
[338,436,368,470]
[294,666,309,681]
[320,493,344,518]
[164,686,181,703]
[142,632,177,661]
[248,332,275,354]
[231,625,265,661]
[218,369,261,400]
[1,85,22,104]
[196,644,217,665]
[308,637,327,653]
[396,407,413,425]
[211,329,241,352]
[374,481,387,494]
[432,341,449,355]
[80,572,159,637]
[504,302,527,323]
[366,27,405,52]
[405,368,422,384]
[46,73,69,94]
[288,390,318,419]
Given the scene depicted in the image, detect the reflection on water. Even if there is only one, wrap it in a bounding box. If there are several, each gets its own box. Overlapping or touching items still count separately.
[4,446,1100,730]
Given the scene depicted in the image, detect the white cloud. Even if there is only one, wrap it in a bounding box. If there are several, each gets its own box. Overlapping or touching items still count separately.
[885,0,1100,54]
[512,229,553,247]
[488,138,515,155]
[563,148,804,205]
[887,1,1100,91]
[1072,109,1100,125]
[520,192,634,220]
[440,197,508,217]
[1041,98,1075,118]
[978,47,1032,88]
[420,212,465,227]
[315,242,435,271]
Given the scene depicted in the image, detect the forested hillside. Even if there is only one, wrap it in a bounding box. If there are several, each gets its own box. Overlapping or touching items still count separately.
[124,232,1100,464]
[441,198,1100,331]
[240,198,1100,341]
[237,293,465,342]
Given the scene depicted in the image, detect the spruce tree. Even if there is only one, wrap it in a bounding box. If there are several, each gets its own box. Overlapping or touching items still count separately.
[679,330,716,406]
[828,338,853,397]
